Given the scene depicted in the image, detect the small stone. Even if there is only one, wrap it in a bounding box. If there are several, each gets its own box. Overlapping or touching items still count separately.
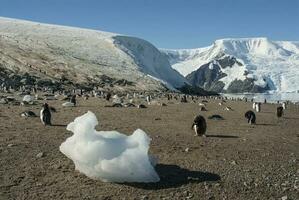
[140,195,148,200]
[7,144,15,147]
[185,148,190,152]
[231,160,237,165]
[36,182,43,186]
[36,152,44,158]
[281,195,288,200]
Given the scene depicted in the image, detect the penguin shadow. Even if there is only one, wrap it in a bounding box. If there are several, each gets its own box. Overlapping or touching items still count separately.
[124,164,220,190]
[283,117,299,119]
[255,123,277,126]
[51,124,67,127]
[205,134,238,139]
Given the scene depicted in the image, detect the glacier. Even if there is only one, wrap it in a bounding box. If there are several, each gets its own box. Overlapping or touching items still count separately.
[162,37,299,93]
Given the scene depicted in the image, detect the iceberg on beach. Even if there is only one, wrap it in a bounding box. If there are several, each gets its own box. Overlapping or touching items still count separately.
[59,111,159,183]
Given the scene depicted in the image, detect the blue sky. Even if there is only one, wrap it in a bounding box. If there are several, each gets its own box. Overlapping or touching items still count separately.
[1,0,298,48]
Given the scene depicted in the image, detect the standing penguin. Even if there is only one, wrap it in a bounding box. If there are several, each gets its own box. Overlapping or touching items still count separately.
[282,102,287,110]
[146,95,151,104]
[70,95,76,106]
[277,106,284,118]
[105,92,111,101]
[255,103,261,112]
[245,111,256,124]
[191,115,207,137]
[40,103,51,126]
[252,102,256,109]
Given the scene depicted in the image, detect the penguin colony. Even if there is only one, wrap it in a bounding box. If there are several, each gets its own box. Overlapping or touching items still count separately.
[1,84,292,137]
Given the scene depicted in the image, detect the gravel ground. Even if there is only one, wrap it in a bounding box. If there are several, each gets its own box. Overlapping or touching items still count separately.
[0,96,298,200]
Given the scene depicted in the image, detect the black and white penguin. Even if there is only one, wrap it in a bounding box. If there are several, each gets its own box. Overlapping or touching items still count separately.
[40,103,51,126]
[277,106,284,118]
[245,110,256,124]
[255,102,261,112]
[181,95,187,103]
[282,102,287,110]
[20,111,37,117]
[146,95,151,103]
[191,115,207,137]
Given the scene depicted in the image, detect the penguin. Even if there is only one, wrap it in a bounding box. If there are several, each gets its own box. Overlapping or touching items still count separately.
[277,106,283,118]
[137,104,147,109]
[245,110,256,124]
[282,102,287,110]
[192,115,207,137]
[224,106,233,111]
[252,102,256,109]
[20,111,37,117]
[70,95,76,106]
[181,95,187,103]
[105,92,111,101]
[200,106,207,111]
[255,102,261,112]
[40,103,51,126]
[146,95,151,103]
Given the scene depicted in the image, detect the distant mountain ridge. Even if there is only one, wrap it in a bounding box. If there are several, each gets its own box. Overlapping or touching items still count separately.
[0,17,190,92]
[162,38,299,93]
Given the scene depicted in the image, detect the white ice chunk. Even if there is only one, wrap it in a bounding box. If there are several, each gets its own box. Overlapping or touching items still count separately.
[59,111,160,183]
[22,95,34,102]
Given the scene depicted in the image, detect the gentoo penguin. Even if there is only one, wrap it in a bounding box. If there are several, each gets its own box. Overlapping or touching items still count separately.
[40,103,51,126]
[245,111,256,124]
[191,115,207,137]
[277,106,284,118]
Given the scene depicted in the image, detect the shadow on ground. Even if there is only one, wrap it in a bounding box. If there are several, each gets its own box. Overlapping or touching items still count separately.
[206,134,238,138]
[51,124,67,127]
[125,164,220,190]
[256,123,277,126]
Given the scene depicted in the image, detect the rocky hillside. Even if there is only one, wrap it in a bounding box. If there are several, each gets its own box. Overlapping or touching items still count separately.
[0,17,190,93]
[162,38,299,93]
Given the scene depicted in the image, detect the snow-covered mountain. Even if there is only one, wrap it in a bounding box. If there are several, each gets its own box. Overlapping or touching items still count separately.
[0,17,189,92]
[162,38,299,93]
